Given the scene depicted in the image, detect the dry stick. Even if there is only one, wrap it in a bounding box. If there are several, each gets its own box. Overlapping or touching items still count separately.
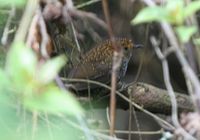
[14,0,39,43]
[142,0,200,139]
[62,78,175,130]
[76,0,101,9]
[33,10,67,91]
[96,129,163,135]
[143,0,200,115]
[127,24,149,140]
[26,11,39,48]
[102,0,121,136]
[1,5,15,45]
[151,37,195,140]
[151,37,179,125]
[70,21,81,52]
[38,10,50,59]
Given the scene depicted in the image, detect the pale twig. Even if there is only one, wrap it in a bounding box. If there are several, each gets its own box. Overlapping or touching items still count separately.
[76,0,101,9]
[140,2,200,139]
[142,0,200,114]
[26,9,50,58]
[62,78,175,130]
[102,0,121,136]
[96,129,163,135]
[38,10,50,59]
[151,37,179,125]
[1,5,15,45]
[70,21,81,52]
[14,0,39,43]
[26,11,39,49]
[151,37,195,140]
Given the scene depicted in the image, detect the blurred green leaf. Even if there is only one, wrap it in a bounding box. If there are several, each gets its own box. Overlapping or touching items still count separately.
[132,0,196,25]
[132,7,170,24]
[176,26,197,43]
[24,86,83,116]
[0,0,26,7]
[193,38,200,46]
[0,69,9,93]
[6,42,37,90]
[165,0,184,24]
[38,55,66,84]
[184,1,200,18]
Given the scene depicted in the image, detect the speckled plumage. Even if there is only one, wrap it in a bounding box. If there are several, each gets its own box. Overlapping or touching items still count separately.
[68,38,133,90]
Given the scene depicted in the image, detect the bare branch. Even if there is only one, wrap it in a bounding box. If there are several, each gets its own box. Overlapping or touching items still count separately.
[128,82,194,114]
[142,0,200,114]
[1,5,15,45]
[14,0,39,43]
[62,78,176,131]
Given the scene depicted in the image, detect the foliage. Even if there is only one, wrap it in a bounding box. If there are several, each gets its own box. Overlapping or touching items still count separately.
[6,42,83,115]
[0,0,26,7]
[0,0,87,139]
[131,0,200,43]
[0,42,84,139]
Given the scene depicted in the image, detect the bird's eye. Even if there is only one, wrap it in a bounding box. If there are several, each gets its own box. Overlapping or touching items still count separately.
[124,47,128,51]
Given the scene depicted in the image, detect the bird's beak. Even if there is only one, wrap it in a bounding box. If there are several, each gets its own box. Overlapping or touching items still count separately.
[134,44,143,48]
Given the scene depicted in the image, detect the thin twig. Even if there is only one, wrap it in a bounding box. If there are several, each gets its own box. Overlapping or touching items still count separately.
[14,0,39,43]
[142,0,200,114]
[1,5,15,45]
[26,11,39,49]
[151,36,195,140]
[38,10,50,59]
[70,21,81,52]
[76,0,101,9]
[102,0,120,136]
[96,129,163,135]
[62,78,175,130]
[55,75,68,90]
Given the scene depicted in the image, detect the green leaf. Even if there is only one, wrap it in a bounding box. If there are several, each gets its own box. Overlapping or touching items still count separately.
[175,26,197,43]
[132,0,186,25]
[131,7,169,24]
[0,0,26,7]
[6,42,37,89]
[24,86,83,116]
[38,55,66,84]
[165,0,184,24]
[193,38,200,46]
[184,1,200,18]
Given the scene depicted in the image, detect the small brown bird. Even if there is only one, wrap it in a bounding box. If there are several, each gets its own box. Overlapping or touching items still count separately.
[68,38,139,91]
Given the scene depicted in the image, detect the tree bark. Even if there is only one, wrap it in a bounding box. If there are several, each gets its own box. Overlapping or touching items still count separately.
[127,82,194,114]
